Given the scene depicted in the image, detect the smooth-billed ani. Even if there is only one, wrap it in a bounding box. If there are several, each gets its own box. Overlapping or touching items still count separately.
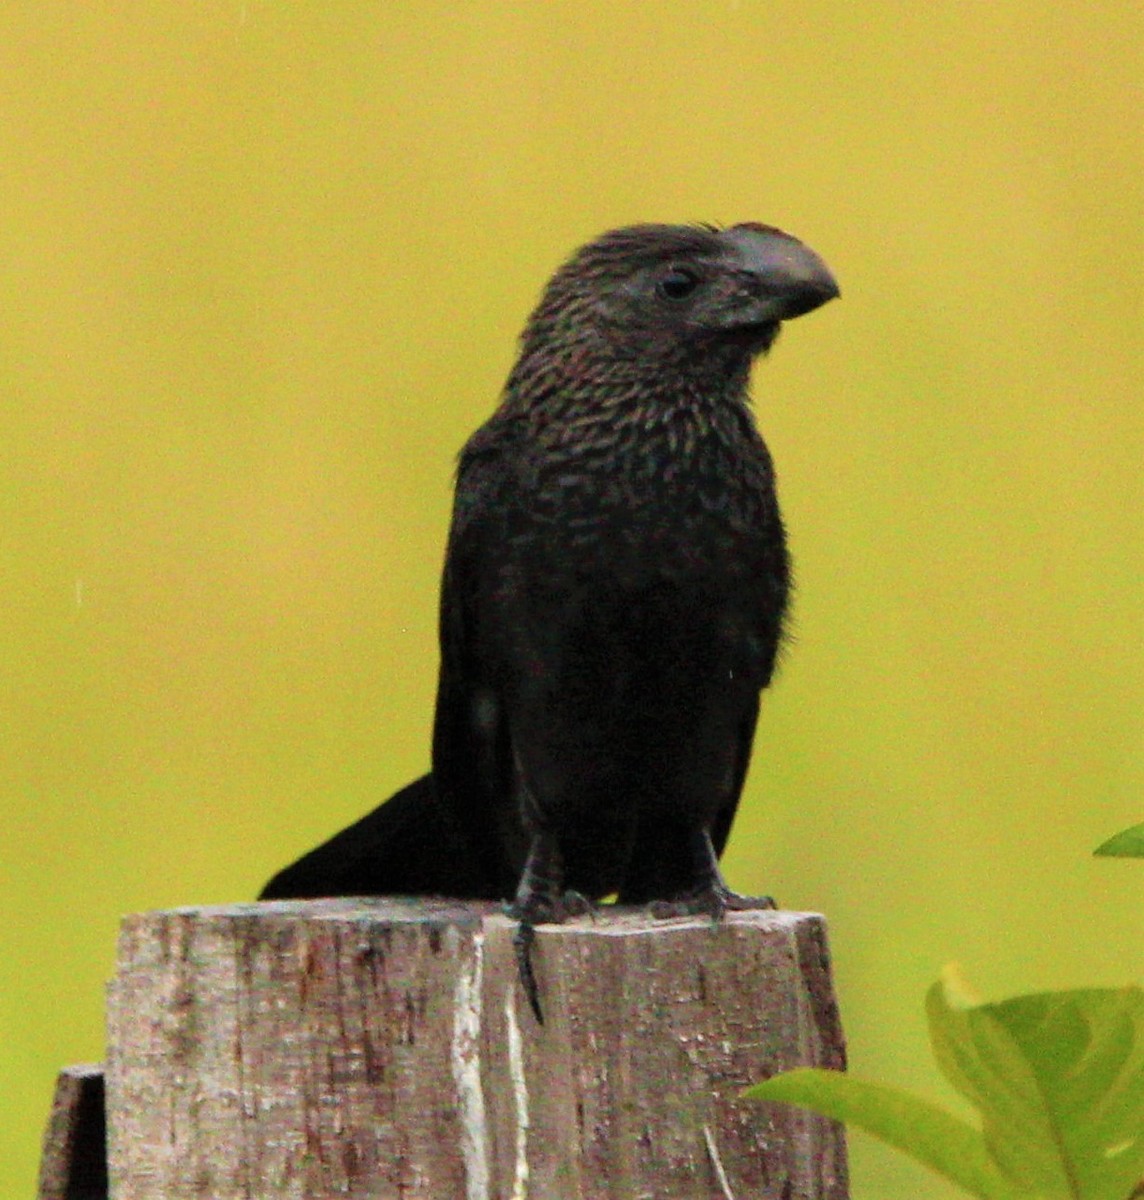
[261,223,838,1019]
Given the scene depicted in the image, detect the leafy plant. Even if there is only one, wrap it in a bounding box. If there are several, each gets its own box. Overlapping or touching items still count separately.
[1095,823,1144,859]
[746,825,1144,1199]
[747,970,1144,1199]
[744,825,1142,1200]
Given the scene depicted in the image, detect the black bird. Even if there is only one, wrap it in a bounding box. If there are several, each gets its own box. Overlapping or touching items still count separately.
[261,223,838,1019]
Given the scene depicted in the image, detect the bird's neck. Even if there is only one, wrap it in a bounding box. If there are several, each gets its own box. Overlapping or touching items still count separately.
[504,332,757,432]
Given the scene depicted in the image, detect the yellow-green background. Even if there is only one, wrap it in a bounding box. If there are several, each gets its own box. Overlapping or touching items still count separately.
[2,4,1140,1195]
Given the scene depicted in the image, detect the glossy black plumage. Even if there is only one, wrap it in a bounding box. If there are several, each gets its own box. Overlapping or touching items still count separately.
[261,223,838,1016]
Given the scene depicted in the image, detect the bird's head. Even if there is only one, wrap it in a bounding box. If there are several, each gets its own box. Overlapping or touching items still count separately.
[521,222,839,367]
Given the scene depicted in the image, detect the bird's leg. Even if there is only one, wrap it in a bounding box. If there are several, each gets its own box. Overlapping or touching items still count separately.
[507,829,589,1023]
[649,828,776,919]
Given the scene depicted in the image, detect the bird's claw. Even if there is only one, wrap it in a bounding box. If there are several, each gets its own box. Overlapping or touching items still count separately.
[505,888,596,1025]
[648,885,776,921]
[511,920,544,1025]
[559,889,595,919]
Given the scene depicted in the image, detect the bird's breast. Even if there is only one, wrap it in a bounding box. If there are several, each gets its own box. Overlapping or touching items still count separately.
[481,414,789,700]
[521,417,779,578]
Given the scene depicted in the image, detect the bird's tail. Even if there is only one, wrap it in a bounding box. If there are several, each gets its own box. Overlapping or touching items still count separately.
[259,773,501,901]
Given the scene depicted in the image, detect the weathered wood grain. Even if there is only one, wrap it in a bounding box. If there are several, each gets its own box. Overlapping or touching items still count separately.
[38,1063,108,1200]
[101,899,846,1199]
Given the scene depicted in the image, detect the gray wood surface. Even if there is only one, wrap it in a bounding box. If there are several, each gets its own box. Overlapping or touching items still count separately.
[37,1063,107,1200]
[101,899,847,1199]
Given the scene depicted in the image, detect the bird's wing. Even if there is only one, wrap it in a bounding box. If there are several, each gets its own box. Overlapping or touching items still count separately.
[257,428,521,904]
[709,691,761,859]
[429,423,526,898]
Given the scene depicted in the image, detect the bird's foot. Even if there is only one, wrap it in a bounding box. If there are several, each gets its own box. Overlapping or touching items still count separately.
[648,883,776,921]
[507,831,594,1024]
[506,889,594,1026]
[560,889,595,919]
[505,884,590,926]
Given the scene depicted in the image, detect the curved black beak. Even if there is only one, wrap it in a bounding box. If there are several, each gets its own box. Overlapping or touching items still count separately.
[724,223,840,323]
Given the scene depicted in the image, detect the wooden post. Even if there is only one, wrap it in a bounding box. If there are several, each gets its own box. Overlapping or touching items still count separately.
[37,1064,108,1200]
[67,898,847,1198]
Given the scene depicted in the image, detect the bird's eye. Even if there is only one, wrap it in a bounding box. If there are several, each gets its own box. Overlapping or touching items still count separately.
[657,267,700,301]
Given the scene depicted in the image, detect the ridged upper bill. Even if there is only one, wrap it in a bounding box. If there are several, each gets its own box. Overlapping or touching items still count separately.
[722,223,840,323]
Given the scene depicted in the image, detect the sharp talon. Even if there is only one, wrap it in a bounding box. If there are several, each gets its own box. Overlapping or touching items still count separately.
[724,892,777,912]
[513,921,544,1024]
[562,889,594,919]
[648,887,777,921]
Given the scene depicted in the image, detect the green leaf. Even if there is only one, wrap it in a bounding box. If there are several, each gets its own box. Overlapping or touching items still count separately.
[1095,824,1144,858]
[744,1068,1027,1200]
[929,976,1144,1199]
